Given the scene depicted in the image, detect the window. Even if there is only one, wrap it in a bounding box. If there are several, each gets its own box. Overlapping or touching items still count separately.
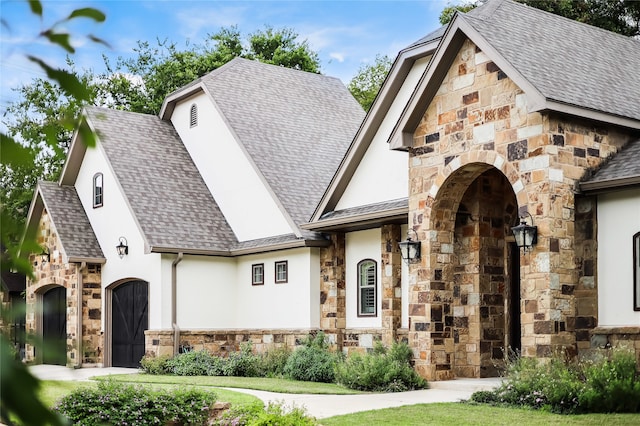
[252,264,264,286]
[190,103,198,127]
[275,261,288,283]
[634,232,640,311]
[358,259,377,317]
[93,173,103,208]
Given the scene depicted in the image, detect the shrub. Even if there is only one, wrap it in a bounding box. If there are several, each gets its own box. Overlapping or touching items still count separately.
[166,349,219,376]
[335,341,428,392]
[140,354,171,375]
[257,345,292,377]
[55,381,216,425]
[223,342,261,377]
[469,347,640,414]
[284,332,337,383]
[212,402,317,426]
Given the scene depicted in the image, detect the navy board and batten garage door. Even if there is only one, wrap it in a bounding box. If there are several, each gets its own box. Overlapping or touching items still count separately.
[112,280,148,367]
[42,286,67,365]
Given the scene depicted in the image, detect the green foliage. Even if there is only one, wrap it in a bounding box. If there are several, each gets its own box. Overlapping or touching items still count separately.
[223,343,261,377]
[54,381,216,425]
[283,333,337,383]
[257,345,292,378]
[335,341,427,392]
[164,349,224,376]
[212,402,317,426]
[347,55,392,112]
[139,354,172,375]
[470,347,640,414]
[439,1,479,25]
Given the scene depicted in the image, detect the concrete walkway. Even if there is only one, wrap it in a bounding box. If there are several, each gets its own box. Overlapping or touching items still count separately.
[29,365,501,419]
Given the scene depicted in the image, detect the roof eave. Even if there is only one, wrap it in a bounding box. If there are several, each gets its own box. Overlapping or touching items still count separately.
[159,83,206,120]
[68,256,107,264]
[580,176,640,193]
[149,238,330,258]
[309,39,440,222]
[59,111,90,186]
[542,100,640,131]
[303,207,408,232]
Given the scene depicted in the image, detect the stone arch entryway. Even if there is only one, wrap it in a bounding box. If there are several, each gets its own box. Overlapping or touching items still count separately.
[106,279,149,367]
[428,163,520,378]
[41,285,67,365]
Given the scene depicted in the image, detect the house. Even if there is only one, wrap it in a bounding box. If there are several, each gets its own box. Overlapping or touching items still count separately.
[25,0,639,379]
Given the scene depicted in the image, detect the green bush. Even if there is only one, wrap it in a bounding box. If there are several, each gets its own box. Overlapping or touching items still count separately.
[55,381,216,425]
[166,349,220,376]
[284,332,337,383]
[223,343,261,377]
[335,341,428,392]
[469,347,640,414]
[212,402,317,426]
[140,354,171,374]
[257,345,292,377]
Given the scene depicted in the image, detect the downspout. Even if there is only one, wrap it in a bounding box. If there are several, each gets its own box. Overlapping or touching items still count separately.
[171,253,183,356]
[76,262,87,368]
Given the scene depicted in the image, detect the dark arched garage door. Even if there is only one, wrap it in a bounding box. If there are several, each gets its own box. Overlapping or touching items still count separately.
[42,286,67,365]
[112,280,148,367]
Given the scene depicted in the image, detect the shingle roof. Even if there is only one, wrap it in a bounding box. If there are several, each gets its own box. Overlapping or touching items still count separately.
[319,198,408,221]
[38,181,104,260]
[200,58,366,226]
[581,140,640,191]
[461,0,640,121]
[85,107,238,251]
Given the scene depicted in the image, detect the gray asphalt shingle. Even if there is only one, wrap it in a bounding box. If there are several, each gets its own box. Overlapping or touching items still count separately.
[38,181,104,260]
[582,140,640,188]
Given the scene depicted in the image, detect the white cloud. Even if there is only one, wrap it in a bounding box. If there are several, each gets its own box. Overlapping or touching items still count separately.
[329,52,345,63]
[175,5,250,40]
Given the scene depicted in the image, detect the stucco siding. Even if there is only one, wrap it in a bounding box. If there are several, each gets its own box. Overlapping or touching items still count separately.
[346,228,382,328]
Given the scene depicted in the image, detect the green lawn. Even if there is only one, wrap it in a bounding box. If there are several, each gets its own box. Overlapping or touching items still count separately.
[321,403,640,425]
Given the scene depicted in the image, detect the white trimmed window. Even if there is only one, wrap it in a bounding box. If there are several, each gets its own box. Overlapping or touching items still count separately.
[358,259,377,316]
[252,263,264,286]
[93,173,103,208]
[634,232,640,311]
[275,261,288,283]
[190,103,198,127]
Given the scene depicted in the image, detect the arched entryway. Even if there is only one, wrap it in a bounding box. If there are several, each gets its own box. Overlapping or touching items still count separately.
[42,286,67,365]
[430,164,520,377]
[110,280,148,367]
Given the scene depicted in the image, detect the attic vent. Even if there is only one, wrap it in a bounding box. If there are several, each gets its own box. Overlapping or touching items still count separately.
[190,103,198,128]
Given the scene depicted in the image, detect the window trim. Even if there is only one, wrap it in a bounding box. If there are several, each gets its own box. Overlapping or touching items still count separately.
[93,172,103,208]
[634,232,640,311]
[275,261,288,284]
[357,259,377,317]
[190,103,198,128]
[252,263,264,286]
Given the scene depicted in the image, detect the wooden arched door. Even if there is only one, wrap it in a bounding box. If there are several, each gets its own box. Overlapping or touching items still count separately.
[112,280,148,367]
[42,286,67,365]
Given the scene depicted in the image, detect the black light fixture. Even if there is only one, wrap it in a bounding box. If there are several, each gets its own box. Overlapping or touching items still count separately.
[399,229,421,264]
[511,212,538,252]
[116,237,129,259]
[41,247,50,263]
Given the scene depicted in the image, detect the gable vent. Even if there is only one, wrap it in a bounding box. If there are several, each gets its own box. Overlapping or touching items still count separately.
[190,103,198,128]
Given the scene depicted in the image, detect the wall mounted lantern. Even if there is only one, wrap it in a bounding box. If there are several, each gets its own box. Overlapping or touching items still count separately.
[399,229,421,264]
[41,247,50,263]
[511,212,538,252]
[116,237,129,259]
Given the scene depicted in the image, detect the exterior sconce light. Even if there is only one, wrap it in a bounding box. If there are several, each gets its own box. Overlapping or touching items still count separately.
[399,229,421,264]
[511,212,538,252]
[41,248,50,263]
[116,237,129,259]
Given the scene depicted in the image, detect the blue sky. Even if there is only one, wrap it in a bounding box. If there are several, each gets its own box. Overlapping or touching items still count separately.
[0,0,450,112]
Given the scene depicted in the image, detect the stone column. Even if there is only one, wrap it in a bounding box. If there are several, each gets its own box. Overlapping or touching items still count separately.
[319,233,346,349]
[381,224,402,346]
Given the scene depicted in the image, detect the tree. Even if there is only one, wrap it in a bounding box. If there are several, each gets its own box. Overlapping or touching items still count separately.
[102,26,321,115]
[439,0,640,37]
[348,55,393,112]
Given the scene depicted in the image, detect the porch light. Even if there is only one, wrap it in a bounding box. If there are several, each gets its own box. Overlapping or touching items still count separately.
[116,237,129,259]
[511,212,538,252]
[399,229,421,264]
[41,247,50,263]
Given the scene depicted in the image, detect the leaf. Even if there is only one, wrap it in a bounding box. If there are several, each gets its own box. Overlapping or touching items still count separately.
[27,56,91,101]
[42,30,74,53]
[0,133,33,167]
[28,0,42,17]
[68,7,106,22]
[77,117,96,148]
[88,34,111,48]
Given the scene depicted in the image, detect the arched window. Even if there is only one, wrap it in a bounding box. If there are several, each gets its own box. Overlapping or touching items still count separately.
[190,103,198,128]
[357,259,377,317]
[93,173,103,208]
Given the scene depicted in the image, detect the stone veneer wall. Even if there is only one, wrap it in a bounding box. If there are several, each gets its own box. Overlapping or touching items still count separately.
[407,39,635,380]
[380,224,402,346]
[25,209,103,366]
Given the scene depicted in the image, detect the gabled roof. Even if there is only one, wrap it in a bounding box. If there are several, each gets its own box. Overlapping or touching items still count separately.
[25,181,105,263]
[81,107,238,253]
[303,198,408,232]
[391,0,640,148]
[162,58,366,229]
[581,140,640,192]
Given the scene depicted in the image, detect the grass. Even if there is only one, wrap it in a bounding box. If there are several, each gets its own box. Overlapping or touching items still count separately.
[320,403,640,425]
[96,373,362,394]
